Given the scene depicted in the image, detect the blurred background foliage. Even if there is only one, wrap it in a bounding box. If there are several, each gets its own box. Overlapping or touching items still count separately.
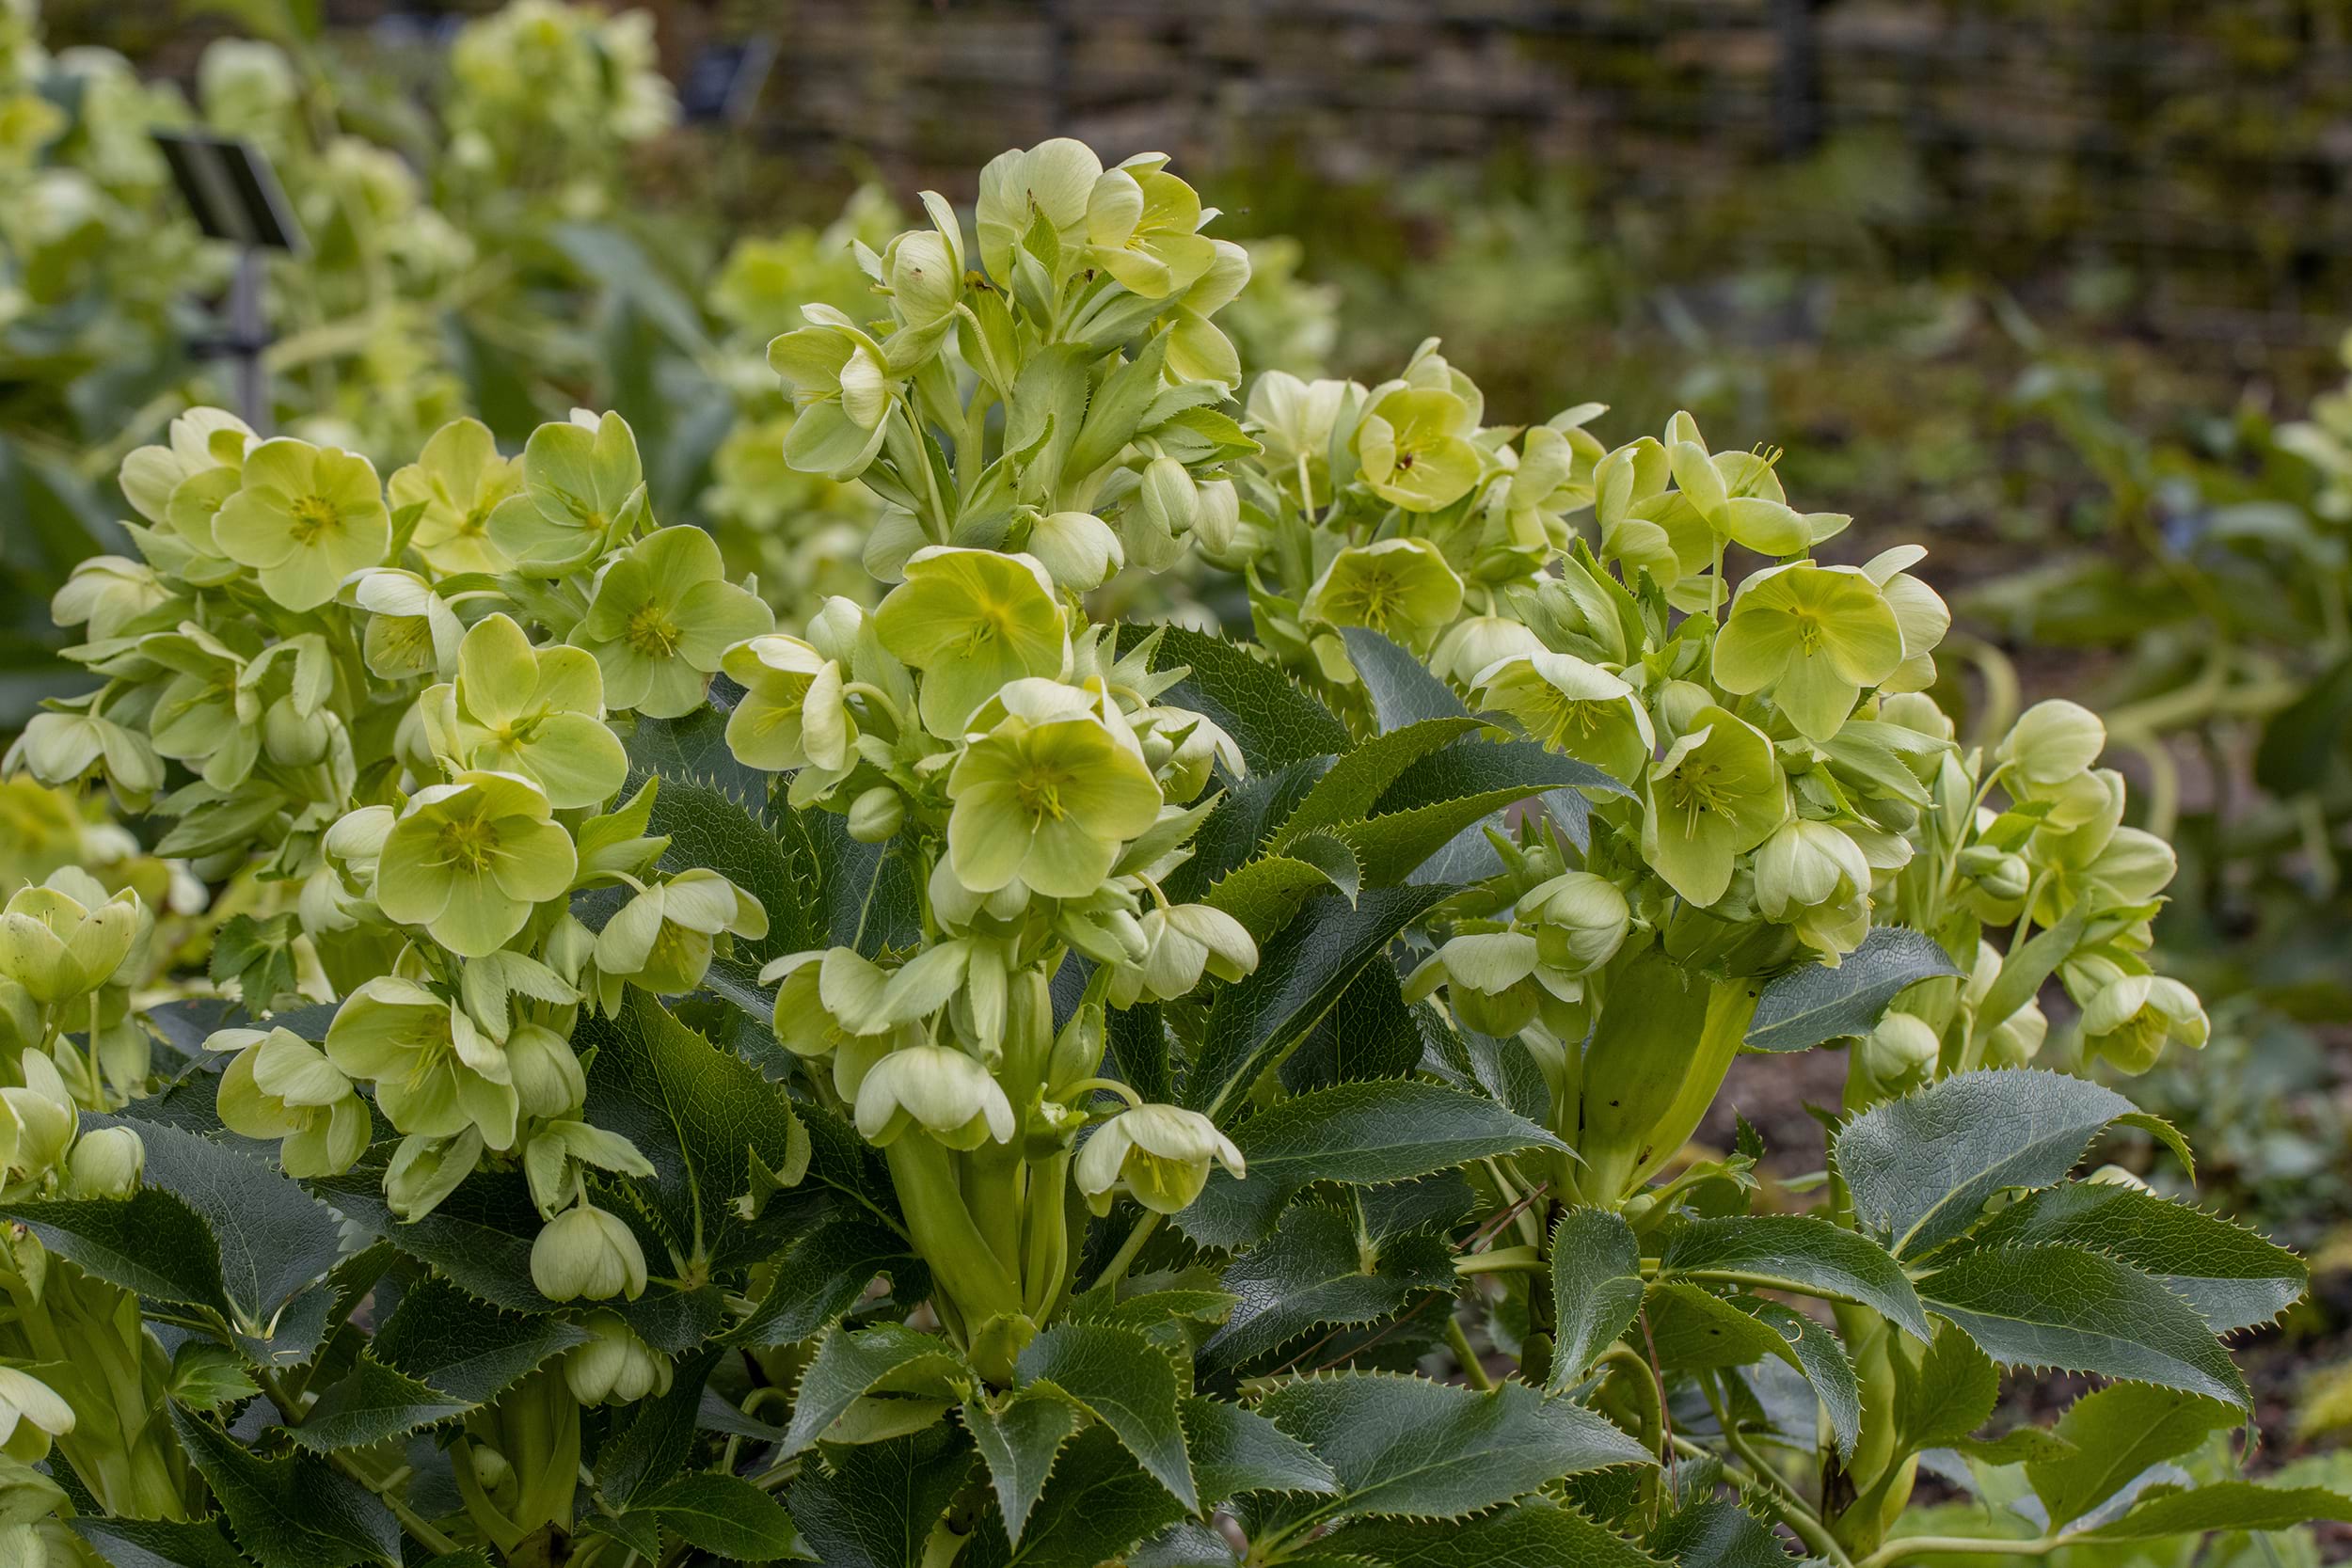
[6,0,2352,1532]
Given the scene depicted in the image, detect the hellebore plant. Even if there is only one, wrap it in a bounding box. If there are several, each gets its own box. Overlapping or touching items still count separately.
[0,138,2342,1568]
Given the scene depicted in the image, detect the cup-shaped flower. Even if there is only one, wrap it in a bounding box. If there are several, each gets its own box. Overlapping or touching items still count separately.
[1754,819,1872,921]
[1107,902,1259,1006]
[976,137,1103,280]
[1861,1010,1941,1092]
[384,1128,484,1222]
[327,976,524,1148]
[1519,871,1630,980]
[0,1368,72,1464]
[531,1200,647,1302]
[1075,1103,1244,1216]
[1303,538,1465,651]
[874,548,1069,737]
[1084,159,1216,299]
[595,869,768,998]
[575,525,774,719]
[0,879,141,1004]
[2082,974,2208,1074]
[487,411,646,571]
[1712,563,1903,743]
[1026,510,1125,592]
[375,771,578,958]
[67,1124,144,1198]
[213,437,390,611]
[768,312,896,479]
[212,1025,373,1178]
[1431,614,1543,689]
[1248,372,1355,509]
[53,555,170,643]
[390,416,521,576]
[1474,651,1655,784]
[720,634,854,773]
[1641,705,1790,906]
[1355,386,1482,512]
[947,705,1163,900]
[0,1053,77,1184]
[1999,699,2106,788]
[564,1312,672,1404]
[448,613,627,809]
[852,1044,1016,1151]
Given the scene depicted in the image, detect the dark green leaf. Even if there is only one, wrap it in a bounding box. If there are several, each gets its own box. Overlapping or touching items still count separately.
[1548,1208,1645,1389]
[0,1188,228,1312]
[1916,1243,2249,1410]
[1659,1214,1931,1340]
[1641,1284,1788,1370]
[964,1389,1084,1546]
[281,1355,471,1451]
[1742,927,1961,1053]
[371,1278,592,1404]
[71,1515,251,1568]
[2074,1482,2352,1542]
[1176,1079,1563,1248]
[1182,1395,1339,1503]
[788,1427,975,1568]
[623,703,769,813]
[1893,1321,1999,1449]
[168,1406,399,1568]
[1333,740,1626,887]
[1276,719,1484,845]
[1277,960,1427,1096]
[732,1220,921,1348]
[1198,1203,1454,1372]
[1750,1301,1861,1463]
[595,1348,721,1505]
[642,1472,811,1561]
[1202,834,1361,944]
[1018,1322,1197,1511]
[310,1166,545,1312]
[2027,1383,2242,1530]
[784,1324,970,1455]
[1339,628,1469,730]
[1646,1497,1794,1568]
[1148,626,1351,768]
[961,1426,1187,1568]
[1323,1498,1665,1567]
[1256,1372,1651,1526]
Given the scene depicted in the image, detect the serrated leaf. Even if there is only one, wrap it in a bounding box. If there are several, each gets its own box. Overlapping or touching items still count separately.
[1331,740,1627,887]
[1202,834,1361,943]
[1167,759,1332,900]
[962,1425,1188,1568]
[965,1389,1083,1546]
[1323,1498,1666,1567]
[642,1472,812,1561]
[1183,886,1454,1122]
[732,1219,921,1348]
[1750,1300,1861,1463]
[282,1355,472,1451]
[1277,959,1426,1095]
[1646,1497,1794,1568]
[1275,718,1484,845]
[1256,1372,1652,1527]
[1642,1284,1790,1370]
[623,701,770,811]
[71,1515,252,1568]
[0,1188,228,1312]
[1339,627,1470,730]
[1916,1243,2249,1410]
[1018,1322,1197,1511]
[310,1166,545,1311]
[578,990,807,1274]
[2072,1481,2352,1543]
[1742,927,1961,1053]
[168,1405,400,1568]
[785,1324,971,1455]
[1198,1203,1454,1372]
[371,1278,592,1404]
[1548,1208,1645,1389]
[1148,626,1352,768]
[788,1427,976,1568]
[1894,1320,1999,1449]
[1833,1068,2145,1259]
[1182,1395,1339,1503]
[1963,1181,2305,1333]
[595,1347,721,1504]
[1658,1214,1931,1340]
[2027,1383,2242,1530]
[1177,1079,1562,1248]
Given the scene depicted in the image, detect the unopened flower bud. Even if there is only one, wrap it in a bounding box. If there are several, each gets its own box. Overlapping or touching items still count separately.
[2001,700,2105,786]
[852,1045,1015,1151]
[531,1202,648,1303]
[848,786,905,844]
[564,1311,673,1405]
[1861,1011,1940,1090]
[1958,845,2030,902]
[66,1126,144,1198]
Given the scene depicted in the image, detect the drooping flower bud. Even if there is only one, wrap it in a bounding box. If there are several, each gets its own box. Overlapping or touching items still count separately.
[564,1311,673,1404]
[1074,1103,1244,1216]
[531,1201,648,1302]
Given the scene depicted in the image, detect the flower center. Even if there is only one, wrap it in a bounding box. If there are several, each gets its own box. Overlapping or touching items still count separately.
[625,601,682,657]
[289,494,340,546]
[1667,761,1740,832]
[1013,762,1072,823]
[437,815,502,872]
[1792,613,1825,656]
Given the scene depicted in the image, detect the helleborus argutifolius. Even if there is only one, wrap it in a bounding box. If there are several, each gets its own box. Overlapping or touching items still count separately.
[853,1044,1016,1150]
[51,556,169,643]
[1754,817,1874,960]
[444,613,627,810]
[0,1368,73,1463]
[1711,562,1904,743]
[593,868,767,1002]
[1248,371,1354,509]
[975,136,1103,281]
[882,193,962,341]
[0,1053,77,1182]
[531,1200,648,1302]
[373,770,578,958]
[1106,901,1258,1006]
[1304,537,1466,650]
[1642,704,1789,906]
[1414,929,1545,1036]
[1984,998,2051,1067]
[209,1025,371,1178]
[2000,699,2107,787]
[0,877,141,1004]
[769,309,897,479]
[5,707,162,803]
[66,1124,143,1198]
[349,568,464,682]
[720,633,855,775]
[947,697,1162,900]
[119,407,252,531]
[1518,870,1630,979]
[574,525,772,720]
[212,437,390,611]
[873,547,1069,736]
[1862,1009,1941,1092]
[564,1313,672,1404]
[487,411,645,571]
[1354,385,1482,512]
[1084,155,1216,300]
[391,416,522,576]
[2082,973,2209,1074]
[1474,650,1656,784]
[326,975,521,1148]
[1075,1103,1244,1216]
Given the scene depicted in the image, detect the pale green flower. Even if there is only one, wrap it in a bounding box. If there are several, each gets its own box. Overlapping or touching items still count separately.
[1753,818,1874,961]
[0,878,140,1004]
[390,416,521,576]
[1518,871,1630,981]
[326,975,521,1148]
[445,613,627,810]
[213,437,390,611]
[374,771,578,958]
[564,1312,671,1404]
[873,547,1069,736]
[349,568,464,682]
[1248,372,1355,509]
[768,311,897,479]
[947,702,1163,899]
[719,634,854,774]
[1304,537,1465,650]
[1999,700,2106,787]
[1354,386,1482,513]
[1075,1103,1243,1216]
[1473,651,1655,784]
[976,137,1103,280]
[1641,705,1789,906]
[852,1044,1015,1151]
[531,1200,646,1303]
[574,526,773,720]
[2082,974,2207,1075]
[487,412,645,571]
[1106,902,1258,1007]
[593,869,767,1002]
[0,1369,72,1464]
[1711,563,1903,743]
[0,1054,76,1186]
[66,1124,144,1198]
[209,1025,371,1178]
[1083,156,1216,299]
